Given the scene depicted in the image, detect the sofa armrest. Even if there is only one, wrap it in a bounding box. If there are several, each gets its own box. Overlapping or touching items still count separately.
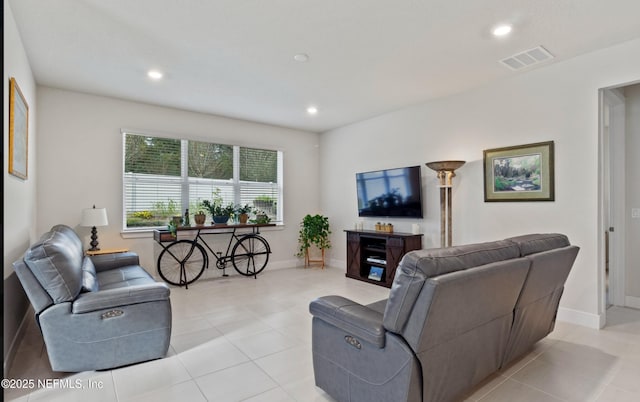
[89,252,140,272]
[72,283,170,314]
[309,295,386,348]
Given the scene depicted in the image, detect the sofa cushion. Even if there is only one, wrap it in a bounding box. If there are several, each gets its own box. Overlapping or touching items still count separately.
[72,283,170,314]
[97,265,158,290]
[24,227,84,303]
[505,233,570,257]
[399,240,520,278]
[50,224,84,253]
[81,257,99,293]
[383,240,520,334]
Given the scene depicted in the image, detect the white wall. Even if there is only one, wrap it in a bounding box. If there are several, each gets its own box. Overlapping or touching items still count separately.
[3,0,37,277]
[36,87,321,273]
[625,84,640,299]
[3,0,37,373]
[320,38,640,328]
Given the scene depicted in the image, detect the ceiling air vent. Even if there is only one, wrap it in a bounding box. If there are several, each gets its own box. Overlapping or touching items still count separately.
[499,46,554,71]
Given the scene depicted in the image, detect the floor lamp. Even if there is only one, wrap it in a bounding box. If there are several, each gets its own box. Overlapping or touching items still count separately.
[426,161,465,248]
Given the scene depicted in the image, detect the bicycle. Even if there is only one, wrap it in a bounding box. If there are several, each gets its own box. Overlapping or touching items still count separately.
[154,223,274,288]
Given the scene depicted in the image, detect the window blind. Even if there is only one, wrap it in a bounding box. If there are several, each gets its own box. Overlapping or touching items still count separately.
[123,132,283,230]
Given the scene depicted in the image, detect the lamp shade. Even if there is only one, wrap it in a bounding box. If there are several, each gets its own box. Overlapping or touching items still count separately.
[81,207,109,227]
[425,160,466,172]
[426,160,466,187]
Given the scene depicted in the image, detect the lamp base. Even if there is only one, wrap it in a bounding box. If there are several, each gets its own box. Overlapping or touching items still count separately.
[88,226,100,251]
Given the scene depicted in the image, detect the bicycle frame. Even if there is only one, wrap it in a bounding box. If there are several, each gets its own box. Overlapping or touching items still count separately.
[195,230,249,272]
[154,223,275,288]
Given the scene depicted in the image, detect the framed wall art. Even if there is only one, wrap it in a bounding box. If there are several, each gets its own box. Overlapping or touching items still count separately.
[483,141,554,202]
[9,77,29,179]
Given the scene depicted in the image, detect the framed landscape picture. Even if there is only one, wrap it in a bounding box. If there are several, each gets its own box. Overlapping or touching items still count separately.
[9,77,29,179]
[483,141,554,202]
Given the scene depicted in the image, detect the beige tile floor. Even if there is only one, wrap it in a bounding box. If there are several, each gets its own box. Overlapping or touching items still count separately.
[5,265,640,402]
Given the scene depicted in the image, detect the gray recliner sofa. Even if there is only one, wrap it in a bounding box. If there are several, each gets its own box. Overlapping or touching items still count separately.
[310,233,579,402]
[13,224,172,372]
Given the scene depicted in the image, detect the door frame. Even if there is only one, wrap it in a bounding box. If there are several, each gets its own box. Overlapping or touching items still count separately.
[598,87,626,318]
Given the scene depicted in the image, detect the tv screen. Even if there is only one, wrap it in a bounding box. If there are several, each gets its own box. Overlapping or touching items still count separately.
[356,165,423,218]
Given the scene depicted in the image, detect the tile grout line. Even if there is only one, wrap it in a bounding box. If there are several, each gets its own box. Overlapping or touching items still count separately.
[110,370,120,402]
[505,377,569,401]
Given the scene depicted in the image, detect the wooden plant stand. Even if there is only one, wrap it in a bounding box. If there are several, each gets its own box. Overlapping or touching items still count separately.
[305,247,325,269]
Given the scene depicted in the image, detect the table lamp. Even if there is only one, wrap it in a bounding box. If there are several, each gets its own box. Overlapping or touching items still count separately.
[81,205,109,251]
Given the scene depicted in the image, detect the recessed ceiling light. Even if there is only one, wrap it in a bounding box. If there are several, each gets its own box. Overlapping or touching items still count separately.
[294,54,309,62]
[307,106,318,115]
[492,24,512,37]
[147,70,163,80]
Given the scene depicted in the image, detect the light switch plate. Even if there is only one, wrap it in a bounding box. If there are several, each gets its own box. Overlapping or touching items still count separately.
[632,208,640,219]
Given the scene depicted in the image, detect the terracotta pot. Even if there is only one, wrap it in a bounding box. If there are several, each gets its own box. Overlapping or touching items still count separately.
[239,213,249,224]
[194,213,206,225]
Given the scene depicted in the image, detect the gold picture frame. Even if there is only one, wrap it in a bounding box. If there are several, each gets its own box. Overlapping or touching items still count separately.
[483,141,554,202]
[9,77,29,179]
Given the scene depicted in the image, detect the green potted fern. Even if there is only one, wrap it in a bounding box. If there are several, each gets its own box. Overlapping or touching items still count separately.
[296,214,331,268]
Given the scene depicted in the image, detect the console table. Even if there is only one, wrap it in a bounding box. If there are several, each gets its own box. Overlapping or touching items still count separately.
[345,230,423,288]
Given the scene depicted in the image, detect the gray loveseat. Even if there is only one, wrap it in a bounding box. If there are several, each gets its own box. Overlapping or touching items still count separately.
[310,233,579,402]
[13,224,172,372]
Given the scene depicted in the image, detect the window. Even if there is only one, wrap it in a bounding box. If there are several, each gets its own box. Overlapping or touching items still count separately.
[123,131,283,230]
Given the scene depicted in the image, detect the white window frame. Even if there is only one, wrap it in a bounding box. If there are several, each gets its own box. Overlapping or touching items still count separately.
[122,130,284,232]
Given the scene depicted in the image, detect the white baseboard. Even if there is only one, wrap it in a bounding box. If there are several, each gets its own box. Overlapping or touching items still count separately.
[625,295,640,309]
[268,259,303,270]
[268,258,346,270]
[556,306,603,329]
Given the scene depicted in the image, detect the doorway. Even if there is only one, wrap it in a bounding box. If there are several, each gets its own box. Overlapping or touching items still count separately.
[599,85,631,323]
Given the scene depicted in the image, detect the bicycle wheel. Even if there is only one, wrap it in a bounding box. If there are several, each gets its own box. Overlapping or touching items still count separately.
[158,240,206,286]
[231,235,270,276]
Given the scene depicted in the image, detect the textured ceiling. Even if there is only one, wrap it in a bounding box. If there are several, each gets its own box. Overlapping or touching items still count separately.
[9,0,640,132]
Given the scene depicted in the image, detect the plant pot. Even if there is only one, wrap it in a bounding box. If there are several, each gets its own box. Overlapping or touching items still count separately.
[171,216,183,227]
[212,216,229,224]
[194,213,206,225]
[239,213,249,224]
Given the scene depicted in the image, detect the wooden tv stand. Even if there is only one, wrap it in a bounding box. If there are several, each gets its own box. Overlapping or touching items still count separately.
[345,230,423,288]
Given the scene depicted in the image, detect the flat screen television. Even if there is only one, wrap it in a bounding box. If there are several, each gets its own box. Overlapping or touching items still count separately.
[356,165,423,218]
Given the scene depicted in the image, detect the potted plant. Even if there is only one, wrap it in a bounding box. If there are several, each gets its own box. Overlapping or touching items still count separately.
[235,204,252,224]
[201,199,235,224]
[194,210,207,225]
[167,220,179,238]
[251,210,271,224]
[296,214,331,268]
